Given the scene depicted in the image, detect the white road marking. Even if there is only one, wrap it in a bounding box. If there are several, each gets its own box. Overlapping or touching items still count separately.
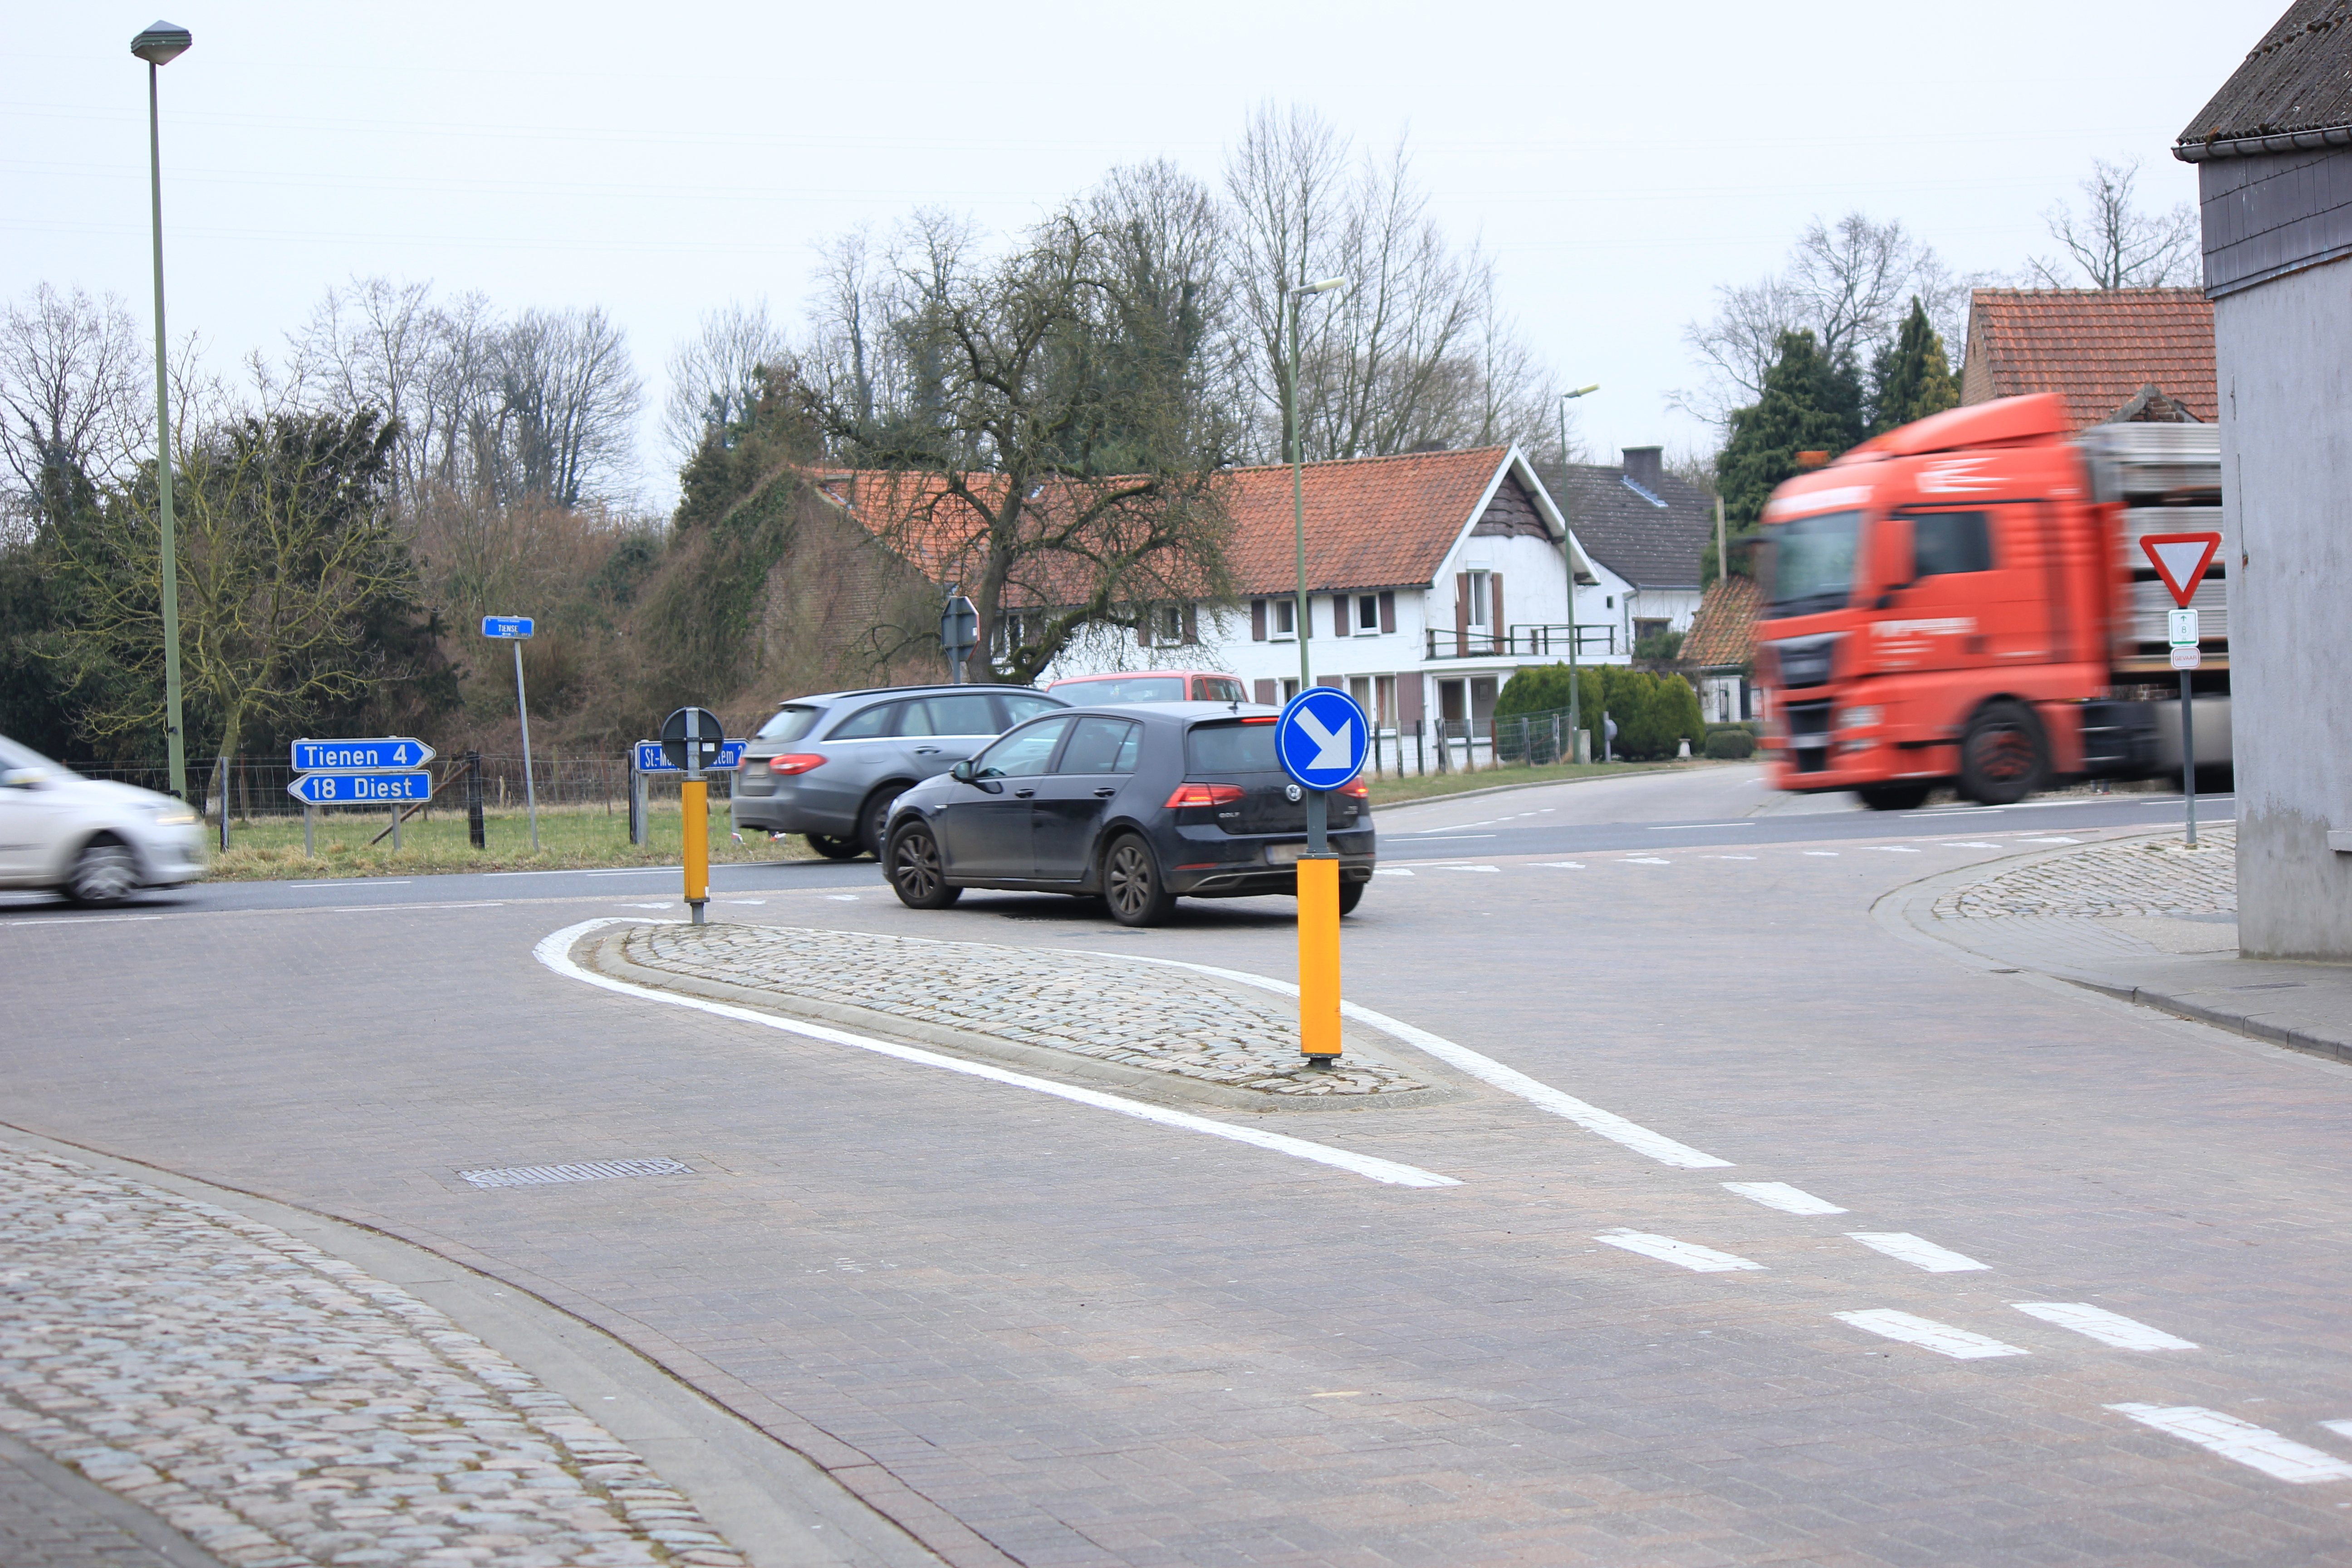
[1802,851,1839,857]
[1836,1310,2027,1359]
[327,901,504,912]
[1437,865,1500,873]
[1647,822,1758,831]
[1373,867,1415,877]
[1942,842,2004,849]
[1848,1232,1989,1272]
[1905,810,1998,819]
[2011,1302,2196,1350]
[827,894,860,901]
[2321,1420,2352,1441]
[619,902,674,909]
[1088,951,1734,1169]
[1595,1230,1764,1273]
[1620,857,1672,866]
[289,880,411,887]
[1724,1181,1846,1215]
[1868,846,1922,854]
[536,919,1460,1189]
[718,899,768,905]
[1402,834,1496,841]
[0,913,168,926]
[2108,1405,2352,1483]
[1534,862,1586,869]
[1710,854,1759,860]
[2018,836,2081,844]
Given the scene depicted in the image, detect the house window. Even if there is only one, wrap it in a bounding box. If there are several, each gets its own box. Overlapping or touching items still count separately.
[1281,677,1301,702]
[1466,571,1490,629]
[1157,605,1184,646]
[1357,594,1380,632]
[1349,675,1372,715]
[1634,618,1670,642]
[1272,598,1296,638]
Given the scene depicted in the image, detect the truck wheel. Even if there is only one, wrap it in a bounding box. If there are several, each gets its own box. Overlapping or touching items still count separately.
[1959,701,2046,805]
[1856,784,1931,812]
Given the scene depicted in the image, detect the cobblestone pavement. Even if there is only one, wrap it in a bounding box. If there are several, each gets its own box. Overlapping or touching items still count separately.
[0,1142,745,1568]
[1931,823,2236,920]
[624,923,1431,1098]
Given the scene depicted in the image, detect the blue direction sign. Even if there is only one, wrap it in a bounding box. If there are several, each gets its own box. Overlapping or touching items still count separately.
[1276,686,1370,791]
[481,615,535,639]
[285,770,431,805]
[291,736,435,772]
[633,740,745,773]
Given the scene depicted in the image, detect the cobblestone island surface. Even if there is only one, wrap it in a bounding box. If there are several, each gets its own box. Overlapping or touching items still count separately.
[624,923,1433,1097]
[1931,823,2237,920]
[0,1143,745,1568]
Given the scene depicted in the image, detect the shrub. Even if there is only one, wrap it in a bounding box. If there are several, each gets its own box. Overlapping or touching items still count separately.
[1704,728,1756,759]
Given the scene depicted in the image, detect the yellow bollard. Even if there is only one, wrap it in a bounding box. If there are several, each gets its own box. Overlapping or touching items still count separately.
[682,777,709,925]
[1297,854,1341,1060]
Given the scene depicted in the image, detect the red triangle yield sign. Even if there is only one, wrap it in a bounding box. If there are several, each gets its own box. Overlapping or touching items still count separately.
[2141,532,2222,609]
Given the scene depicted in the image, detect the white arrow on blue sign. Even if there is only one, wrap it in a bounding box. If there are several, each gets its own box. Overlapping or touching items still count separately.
[1276,686,1371,791]
[481,615,535,639]
[633,740,745,773]
[291,737,436,772]
[285,770,431,805]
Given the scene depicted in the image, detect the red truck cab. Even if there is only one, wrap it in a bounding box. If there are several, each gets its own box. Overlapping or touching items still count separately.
[1754,394,2171,809]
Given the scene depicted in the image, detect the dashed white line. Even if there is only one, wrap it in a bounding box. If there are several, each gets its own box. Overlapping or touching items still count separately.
[1848,1232,1989,1272]
[1942,842,2004,850]
[1867,846,1922,854]
[1373,867,1415,877]
[1534,862,1586,870]
[1836,1310,2027,1359]
[1724,1181,1846,1215]
[1802,851,1839,857]
[2108,1405,2352,1483]
[2018,836,2081,844]
[1710,854,1759,860]
[1436,864,1500,873]
[1647,822,1758,831]
[1620,857,1672,866]
[1595,1230,1764,1273]
[535,918,1460,1190]
[2011,1302,2196,1351]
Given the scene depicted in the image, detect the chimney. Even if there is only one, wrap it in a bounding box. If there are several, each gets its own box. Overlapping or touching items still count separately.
[1622,446,1664,489]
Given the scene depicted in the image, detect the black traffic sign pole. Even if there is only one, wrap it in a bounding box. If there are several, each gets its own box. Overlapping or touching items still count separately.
[942,592,977,685]
[465,750,486,849]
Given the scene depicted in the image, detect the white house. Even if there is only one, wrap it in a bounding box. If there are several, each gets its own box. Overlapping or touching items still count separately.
[1037,445,1632,755]
[1548,446,1717,648]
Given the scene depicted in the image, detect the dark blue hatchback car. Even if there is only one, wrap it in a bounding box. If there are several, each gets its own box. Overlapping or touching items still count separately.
[879,702,1375,926]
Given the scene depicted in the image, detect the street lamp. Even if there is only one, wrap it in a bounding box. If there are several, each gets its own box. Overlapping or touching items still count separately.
[132,21,192,802]
[1287,278,1347,697]
[1557,384,1598,762]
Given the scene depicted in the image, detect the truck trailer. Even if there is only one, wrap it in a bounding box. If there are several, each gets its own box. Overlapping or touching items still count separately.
[1753,393,2226,809]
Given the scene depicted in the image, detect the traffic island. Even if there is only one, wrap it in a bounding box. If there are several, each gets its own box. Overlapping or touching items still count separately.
[584,923,1467,1112]
[1880,824,2352,1064]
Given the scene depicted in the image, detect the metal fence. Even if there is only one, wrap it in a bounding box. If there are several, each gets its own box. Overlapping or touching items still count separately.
[69,751,733,822]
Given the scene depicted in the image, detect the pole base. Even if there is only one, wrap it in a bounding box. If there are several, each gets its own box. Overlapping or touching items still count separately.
[688,900,707,926]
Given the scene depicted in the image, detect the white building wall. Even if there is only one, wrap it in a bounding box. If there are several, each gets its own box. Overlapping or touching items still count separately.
[2214,258,2352,959]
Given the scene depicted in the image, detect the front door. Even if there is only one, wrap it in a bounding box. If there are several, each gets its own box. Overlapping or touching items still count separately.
[935,715,1071,879]
[1031,716,1142,881]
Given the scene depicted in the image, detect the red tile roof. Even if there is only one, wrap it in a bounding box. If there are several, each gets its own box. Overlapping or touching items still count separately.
[1959,289,2216,430]
[813,446,1541,608]
[1681,574,1760,669]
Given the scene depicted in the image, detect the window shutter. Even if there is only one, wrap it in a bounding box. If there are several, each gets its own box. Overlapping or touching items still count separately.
[1455,573,1469,641]
[1251,599,1267,641]
[1253,679,1277,705]
[1379,590,1395,633]
[1491,573,1504,641]
[1139,615,1152,650]
[1333,595,1348,638]
[1398,676,1424,723]
[1316,672,1339,688]
[1182,604,1198,644]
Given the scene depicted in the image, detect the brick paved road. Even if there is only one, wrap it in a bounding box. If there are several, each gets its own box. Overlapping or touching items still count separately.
[5,817,2351,1564]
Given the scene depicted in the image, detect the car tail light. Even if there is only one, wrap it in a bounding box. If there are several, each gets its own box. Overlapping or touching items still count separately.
[1339,778,1368,799]
[767,754,826,776]
[1165,782,1245,808]
[1241,716,1277,724]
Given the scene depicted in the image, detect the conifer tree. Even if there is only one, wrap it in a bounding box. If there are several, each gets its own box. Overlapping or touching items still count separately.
[1714,330,1863,529]
[1869,298,1958,435]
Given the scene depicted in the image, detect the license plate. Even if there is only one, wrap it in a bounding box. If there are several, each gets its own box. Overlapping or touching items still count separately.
[1265,842,1307,864]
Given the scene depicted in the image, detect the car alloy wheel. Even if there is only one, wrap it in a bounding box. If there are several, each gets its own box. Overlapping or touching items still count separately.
[1103,833,1176,927]
[886,825,960,909]
[66,840,138,906]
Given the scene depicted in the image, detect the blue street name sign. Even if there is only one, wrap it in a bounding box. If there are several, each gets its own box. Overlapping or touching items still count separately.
[285,769,431,805]
[481,615,535,639]
[1276,687,1371,791]
[633,740,745,773]
[290,737,436,772]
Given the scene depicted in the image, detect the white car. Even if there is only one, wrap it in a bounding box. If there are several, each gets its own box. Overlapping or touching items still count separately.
[0,735,208,904]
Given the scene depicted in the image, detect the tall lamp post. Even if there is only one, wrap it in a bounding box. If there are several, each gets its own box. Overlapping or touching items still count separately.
[1287,277,1348,700]
[133,22,192,802]
[1556,384,1598,762]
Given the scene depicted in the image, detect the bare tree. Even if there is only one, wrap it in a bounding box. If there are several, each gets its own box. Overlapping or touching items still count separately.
[478,306,642,507]
[2029,157,2200,289]
[0,284,146,537]
[661,299,794,473]
[284,277,439,500]
[1678,213,1966,430]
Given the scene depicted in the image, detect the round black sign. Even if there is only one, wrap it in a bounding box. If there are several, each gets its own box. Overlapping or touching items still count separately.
[660,706,726,773]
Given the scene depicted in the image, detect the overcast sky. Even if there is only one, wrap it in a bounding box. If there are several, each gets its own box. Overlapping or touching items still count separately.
[7,2,2238,510]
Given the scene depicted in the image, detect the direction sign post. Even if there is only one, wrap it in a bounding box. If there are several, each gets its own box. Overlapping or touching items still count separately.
[1277,687,1372,1064]
[941,593,978,685]
[2141,532,2222,849]
[662,706,725,925]
[482,617,540,852]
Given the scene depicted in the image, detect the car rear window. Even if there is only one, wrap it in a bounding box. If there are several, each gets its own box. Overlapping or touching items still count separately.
[826,702,895,740]
[756,705,821,741]
[1185,720,1279,773]
[998,692,1060,725]
[1194,677,1246,703]
[1061,676,1185,702]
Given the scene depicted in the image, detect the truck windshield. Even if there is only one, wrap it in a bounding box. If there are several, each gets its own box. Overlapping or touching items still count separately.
[1763,510,1862,617]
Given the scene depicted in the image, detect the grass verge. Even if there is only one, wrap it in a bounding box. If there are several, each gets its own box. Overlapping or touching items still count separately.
[200,802,821,882]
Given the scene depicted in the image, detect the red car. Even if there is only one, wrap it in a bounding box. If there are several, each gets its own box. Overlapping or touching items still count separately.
[1045,670,1248,704]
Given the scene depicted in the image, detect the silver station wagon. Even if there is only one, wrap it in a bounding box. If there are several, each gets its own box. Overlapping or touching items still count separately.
[729,684,1068,858]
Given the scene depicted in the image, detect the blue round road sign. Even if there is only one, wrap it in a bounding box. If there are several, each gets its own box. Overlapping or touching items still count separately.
[1276,687,1370,791]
